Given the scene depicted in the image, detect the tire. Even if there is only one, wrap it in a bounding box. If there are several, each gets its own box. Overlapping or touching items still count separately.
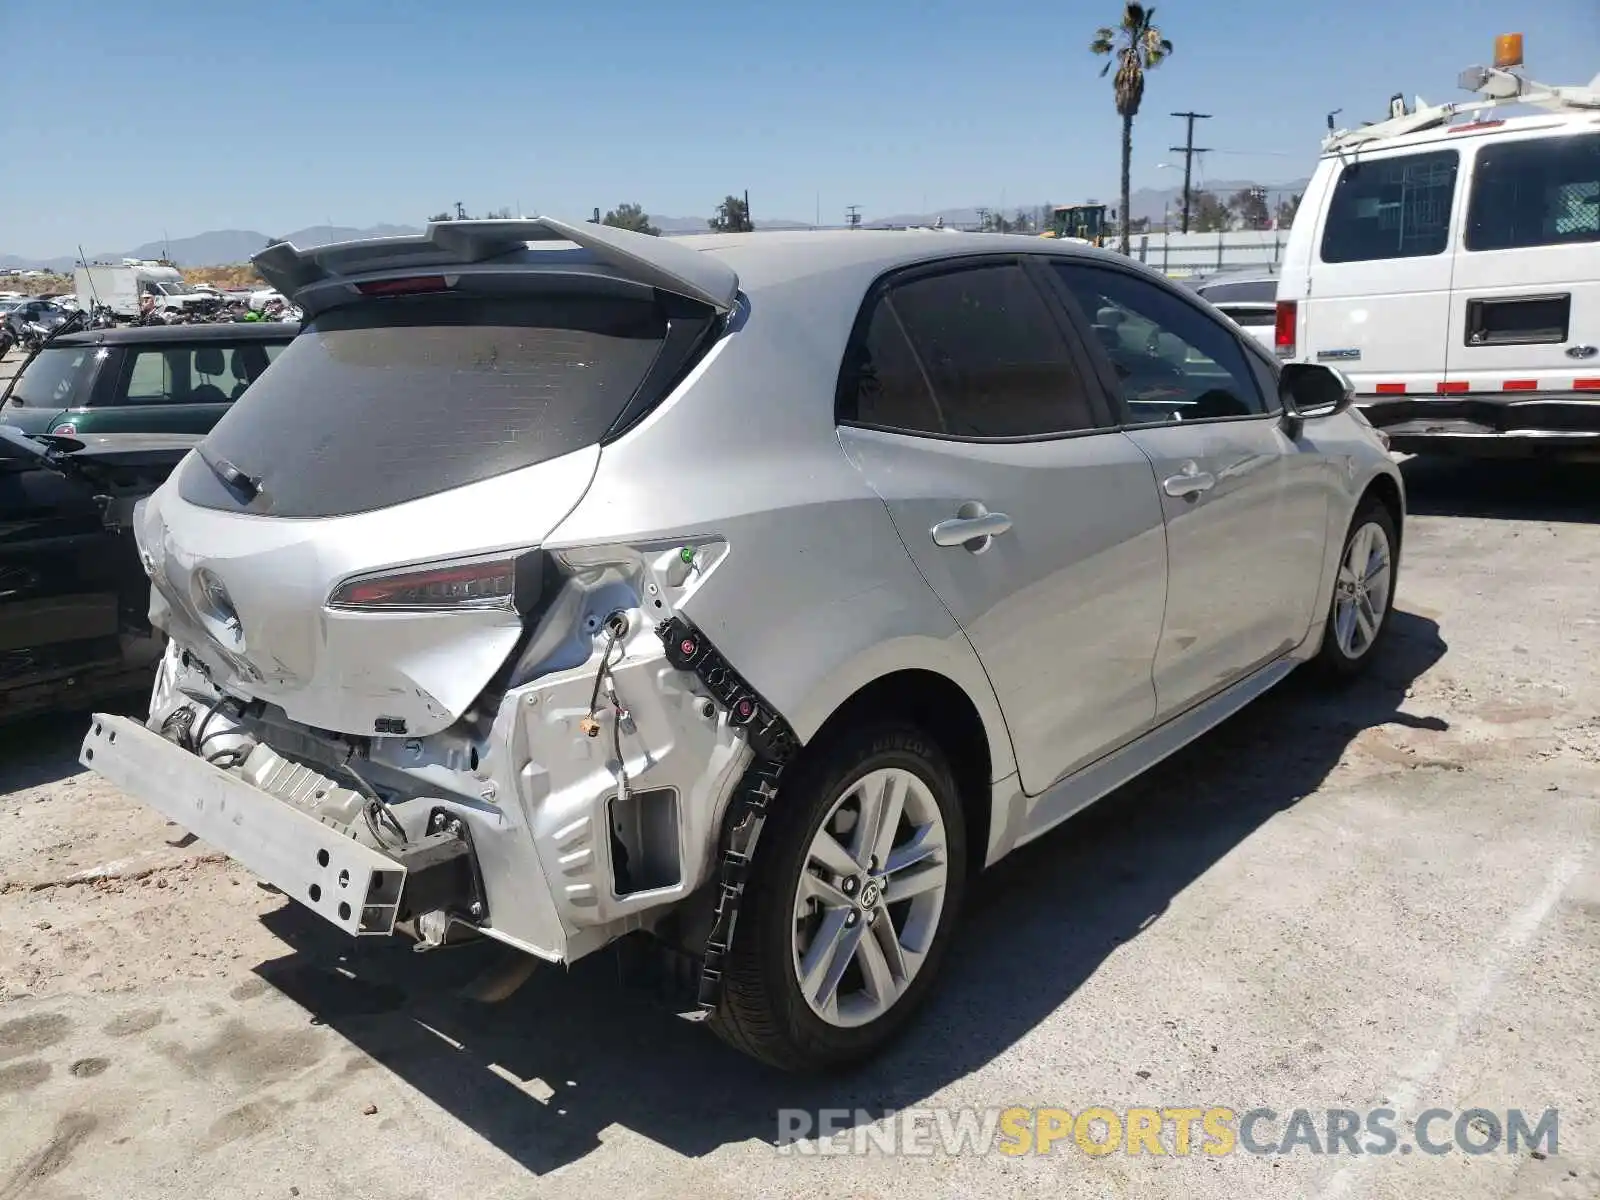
[709,722,967,1072]
[1314,499,1399,678]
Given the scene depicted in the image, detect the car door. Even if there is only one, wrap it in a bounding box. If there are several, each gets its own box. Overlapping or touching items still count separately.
[835,256,1169,796]
[1446,128,1600,393]
[92,343,239,434]
[1047,259,1330,718]
[0,451,124,702]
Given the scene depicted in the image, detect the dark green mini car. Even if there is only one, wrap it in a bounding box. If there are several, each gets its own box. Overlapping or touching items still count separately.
[1,322,298,438]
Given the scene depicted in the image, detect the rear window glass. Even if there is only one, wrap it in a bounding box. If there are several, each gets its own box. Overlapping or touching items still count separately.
[1197,280,1277,303]
[1216,305,1275,327]
[179,294,668,518]
[1320,150,1459,263]
[6,345,99,409]
[1466,132,1600,252]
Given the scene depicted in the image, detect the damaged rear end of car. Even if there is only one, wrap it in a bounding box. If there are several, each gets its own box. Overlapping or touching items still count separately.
[79,218,789,978]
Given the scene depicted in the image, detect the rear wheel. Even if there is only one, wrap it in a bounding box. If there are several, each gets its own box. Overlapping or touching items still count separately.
[709,723,966,1072]
[1314,501,1398,677]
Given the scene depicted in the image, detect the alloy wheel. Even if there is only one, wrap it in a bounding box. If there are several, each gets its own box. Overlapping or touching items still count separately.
[790,767,949,1028]
[1333,520,1393,659]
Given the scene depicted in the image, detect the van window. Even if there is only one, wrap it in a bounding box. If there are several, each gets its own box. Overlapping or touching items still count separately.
[1466,132,1600,252]
[1320,150,1459,263]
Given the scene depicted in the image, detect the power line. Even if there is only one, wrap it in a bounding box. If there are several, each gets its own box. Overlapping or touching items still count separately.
[1169,111,1213,234]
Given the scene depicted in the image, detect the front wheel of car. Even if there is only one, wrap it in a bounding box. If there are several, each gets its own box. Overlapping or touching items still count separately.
[709,723,967,1072]
[1314,500,1399,677]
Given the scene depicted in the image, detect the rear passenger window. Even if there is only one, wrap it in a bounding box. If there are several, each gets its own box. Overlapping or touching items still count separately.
[1466,132,1600,252]
[1320,150,1459,263]
[856,263,1097,438]
[841,302,944,434]
[123,347,236,406]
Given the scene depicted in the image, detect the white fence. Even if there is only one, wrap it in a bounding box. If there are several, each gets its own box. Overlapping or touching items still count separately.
[1127,229,1289,277]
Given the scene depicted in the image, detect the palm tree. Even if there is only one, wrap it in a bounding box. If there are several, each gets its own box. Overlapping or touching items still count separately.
[1091,4,1173,254]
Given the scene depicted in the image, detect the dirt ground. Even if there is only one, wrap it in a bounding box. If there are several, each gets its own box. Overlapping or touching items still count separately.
[1,456,1598,1200]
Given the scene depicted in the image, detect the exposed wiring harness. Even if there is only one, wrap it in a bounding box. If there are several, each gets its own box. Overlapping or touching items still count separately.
[580,618,633,802]
[340,759,408,850]
[164,696,248,767]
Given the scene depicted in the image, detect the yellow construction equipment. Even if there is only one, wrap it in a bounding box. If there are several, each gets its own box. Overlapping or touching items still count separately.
[1038,203,1112,245]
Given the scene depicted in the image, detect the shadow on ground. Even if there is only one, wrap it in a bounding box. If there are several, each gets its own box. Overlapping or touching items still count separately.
[0,692,147,792]
[255,610,1447,1175]
[1401,457,1600,524]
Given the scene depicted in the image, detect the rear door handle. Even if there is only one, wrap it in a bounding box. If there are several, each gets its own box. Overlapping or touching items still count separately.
[931,511,1012,549]
[1162,464,1216,498]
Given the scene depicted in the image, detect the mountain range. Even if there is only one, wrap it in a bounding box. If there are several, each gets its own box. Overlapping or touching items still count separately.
[3,180,1309,270]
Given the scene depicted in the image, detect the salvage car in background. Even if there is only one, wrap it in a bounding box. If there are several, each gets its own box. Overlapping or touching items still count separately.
[1,321,297,437]
[80,219,1404,1072]
[1184,268,1279,351]
[0,427,200,722]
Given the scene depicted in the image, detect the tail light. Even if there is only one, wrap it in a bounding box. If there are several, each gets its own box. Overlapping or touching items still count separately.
[1274,300,1297,360]
[50,422,77,436]
[328,551,544,613]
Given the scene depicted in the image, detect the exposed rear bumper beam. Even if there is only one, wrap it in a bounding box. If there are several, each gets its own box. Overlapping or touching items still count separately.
[80,714,407,935]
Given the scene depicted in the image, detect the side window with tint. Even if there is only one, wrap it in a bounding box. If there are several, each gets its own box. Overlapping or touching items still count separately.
[1052,263,1271,426]
[879,263,1098,438]
[1320,150,1459,263]
[840,299,944,434]
[1466,132,1600,251]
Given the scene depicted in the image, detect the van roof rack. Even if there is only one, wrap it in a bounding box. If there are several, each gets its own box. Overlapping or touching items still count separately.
[1322,64,1600,152]
[252,216,740,313]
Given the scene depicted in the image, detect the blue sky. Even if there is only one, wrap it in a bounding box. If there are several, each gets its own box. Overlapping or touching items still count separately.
[1,0,1595,257]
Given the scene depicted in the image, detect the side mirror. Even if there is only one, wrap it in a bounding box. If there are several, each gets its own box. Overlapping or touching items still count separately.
[1279,362,1354,436]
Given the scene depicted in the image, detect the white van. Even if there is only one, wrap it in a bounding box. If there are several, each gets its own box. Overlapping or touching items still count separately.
[1277,41,1600,457]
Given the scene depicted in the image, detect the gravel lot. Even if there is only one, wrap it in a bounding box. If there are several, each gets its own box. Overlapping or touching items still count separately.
[2,455,1598,1200]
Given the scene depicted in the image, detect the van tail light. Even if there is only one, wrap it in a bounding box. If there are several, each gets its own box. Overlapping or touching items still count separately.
[1274,300,1297,359]
[327,550,545,614]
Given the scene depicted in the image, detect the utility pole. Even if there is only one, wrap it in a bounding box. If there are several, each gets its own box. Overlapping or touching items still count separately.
[846,205,861,230]
[743,188,752,232]
[1169,111,1212,234]
[454,200,468,221]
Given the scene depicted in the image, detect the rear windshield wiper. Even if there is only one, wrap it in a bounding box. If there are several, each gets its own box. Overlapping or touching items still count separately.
[196,445,262,502]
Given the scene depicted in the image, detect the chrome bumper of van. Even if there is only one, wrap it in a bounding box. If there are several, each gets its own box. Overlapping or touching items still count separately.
[1358,393,1600,457]
[80,714,407,936]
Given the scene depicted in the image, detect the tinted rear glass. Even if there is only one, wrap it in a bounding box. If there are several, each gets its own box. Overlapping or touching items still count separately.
[1320,150,1459,263]
[1216,305,1276,327]
[1466,131,1600,252]
[179,294,668,518]
[6,345,99,409]
[1198,280,1277,303]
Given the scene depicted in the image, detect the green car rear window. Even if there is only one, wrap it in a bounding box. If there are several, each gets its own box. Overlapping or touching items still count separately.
[7,346,100,409]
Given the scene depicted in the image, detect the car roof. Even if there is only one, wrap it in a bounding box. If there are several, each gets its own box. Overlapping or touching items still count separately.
[1188,267,1278,288]
[47,321,300,348]
[677,228,1130,290]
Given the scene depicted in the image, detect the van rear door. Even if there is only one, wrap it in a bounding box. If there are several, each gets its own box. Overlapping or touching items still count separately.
[1445,125,1600,394]
[1300,146,1462,394]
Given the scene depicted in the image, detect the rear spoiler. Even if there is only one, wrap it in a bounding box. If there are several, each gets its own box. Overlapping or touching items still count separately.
[252,217,740,313]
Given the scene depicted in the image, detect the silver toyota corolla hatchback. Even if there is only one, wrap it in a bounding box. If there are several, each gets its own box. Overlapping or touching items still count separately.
[82,219,1404,1071]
